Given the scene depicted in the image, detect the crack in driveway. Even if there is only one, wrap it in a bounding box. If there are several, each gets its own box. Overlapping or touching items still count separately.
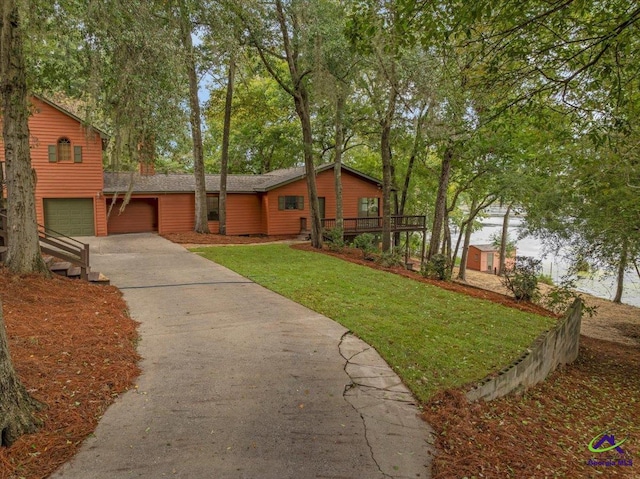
[338,331,435,479]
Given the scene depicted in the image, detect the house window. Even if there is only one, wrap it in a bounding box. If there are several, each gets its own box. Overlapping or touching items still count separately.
[57,137,71,161]
[358,197,379,217]
[207,196,219,221]
[278,195,304,210]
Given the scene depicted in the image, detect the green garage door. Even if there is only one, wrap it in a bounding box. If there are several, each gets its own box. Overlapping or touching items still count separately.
[44,198,95,236]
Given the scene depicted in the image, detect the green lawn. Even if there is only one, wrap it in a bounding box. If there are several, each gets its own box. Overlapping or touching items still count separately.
[193,244,556,402]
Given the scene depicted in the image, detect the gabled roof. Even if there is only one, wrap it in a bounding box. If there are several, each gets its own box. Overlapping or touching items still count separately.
[33,94,110,140]
[103,163,383,195]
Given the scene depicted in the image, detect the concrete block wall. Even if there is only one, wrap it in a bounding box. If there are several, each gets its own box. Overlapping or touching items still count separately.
[466,298,583,402]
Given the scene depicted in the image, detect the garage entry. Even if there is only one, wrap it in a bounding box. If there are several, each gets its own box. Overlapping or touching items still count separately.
[44,198,95,236]
[107,198,158,234]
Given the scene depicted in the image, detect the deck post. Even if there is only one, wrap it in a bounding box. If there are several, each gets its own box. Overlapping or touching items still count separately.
[421,230,427,265]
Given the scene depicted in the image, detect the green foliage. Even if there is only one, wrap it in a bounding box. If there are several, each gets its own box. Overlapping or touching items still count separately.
[502,256,541,302]
[542,278,598,318]
[193,244,555,402]
[490,232,516,257]
[536,274,554,286]
[353,233,377,260]
[421,253,451,281]
[376,248,404,268]
[325,227,345,252]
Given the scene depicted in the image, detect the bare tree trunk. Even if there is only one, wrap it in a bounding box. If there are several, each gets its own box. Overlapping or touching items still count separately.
[219,54,235,236]
[498,203,512,275]
[0,0,49,275]
[427,145,453,260]
[179,4,209,234]
[613,240,628,303]
[380,89,397,253]
[0,300,42,447]
[334,92,345,234]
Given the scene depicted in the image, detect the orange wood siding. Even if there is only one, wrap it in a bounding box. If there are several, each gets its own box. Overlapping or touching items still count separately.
[0,97,107,235]
[467,246,483,271]
[265,168,382,235]
[226,194,264,235]
[107,198,158,234]
[158,194,195,234]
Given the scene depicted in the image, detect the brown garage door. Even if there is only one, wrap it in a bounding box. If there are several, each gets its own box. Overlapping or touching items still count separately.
[107,198,158,234]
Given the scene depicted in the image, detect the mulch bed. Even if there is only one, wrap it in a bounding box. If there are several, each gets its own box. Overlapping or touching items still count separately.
[0,269,140,479]
[423,336,640,478]
[162,232,298,245]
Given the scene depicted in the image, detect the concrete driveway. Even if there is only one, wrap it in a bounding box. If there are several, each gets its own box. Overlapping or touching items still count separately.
[51,233,434,479]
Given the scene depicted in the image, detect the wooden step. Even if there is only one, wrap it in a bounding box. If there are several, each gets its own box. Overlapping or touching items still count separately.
[50,261,72,276]
[89,271,110,285]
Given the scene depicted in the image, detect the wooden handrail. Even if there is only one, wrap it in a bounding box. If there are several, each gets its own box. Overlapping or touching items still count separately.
[0,211,90,280]
[321,215,427,233]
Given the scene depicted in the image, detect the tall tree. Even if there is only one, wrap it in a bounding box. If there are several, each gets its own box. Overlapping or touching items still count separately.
[242,0,324,248]
[0,0,49,276]
[177,1,209,233]
[0,1,44,447]
[218,54,235,235]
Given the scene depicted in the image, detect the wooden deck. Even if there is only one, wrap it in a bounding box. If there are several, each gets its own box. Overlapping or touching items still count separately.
[321,215,427,234]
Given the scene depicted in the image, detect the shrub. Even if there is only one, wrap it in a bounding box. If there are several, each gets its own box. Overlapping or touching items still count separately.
[501,256,541,302]
[421,254,451,281]
[325,228,345,252]
[537,273,555,286]
[353,233,377,260]
[542,278,598,317]
[376,248,404,268]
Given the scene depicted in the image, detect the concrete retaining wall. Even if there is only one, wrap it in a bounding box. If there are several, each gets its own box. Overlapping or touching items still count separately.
[466,298,582,402]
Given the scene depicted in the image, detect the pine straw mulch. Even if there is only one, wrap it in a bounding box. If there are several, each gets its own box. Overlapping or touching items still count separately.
[0,268,140,479]
[161,231,298,245]
[423,336,640,478]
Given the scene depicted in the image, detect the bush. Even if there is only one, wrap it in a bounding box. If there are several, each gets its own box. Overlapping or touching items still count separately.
[542,278,598,317]
[421,254,451,281]
[376,248,404,268]
[325,228,345,252]
[501,256,541,302]
[537,273,555,286]
[353,233,377,260]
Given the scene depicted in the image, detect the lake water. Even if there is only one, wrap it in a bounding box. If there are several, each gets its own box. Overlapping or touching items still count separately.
[468,218,640,308]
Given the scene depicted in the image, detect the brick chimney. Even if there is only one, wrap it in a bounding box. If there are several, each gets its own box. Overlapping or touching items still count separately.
[139,161,155,176]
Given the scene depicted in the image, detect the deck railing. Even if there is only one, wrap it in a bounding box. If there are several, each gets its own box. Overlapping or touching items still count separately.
[321,215,426,233]
[0,211,90,280]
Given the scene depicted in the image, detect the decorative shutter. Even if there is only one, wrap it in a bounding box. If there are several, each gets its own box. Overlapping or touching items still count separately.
[48,145,57,162]
[278,196,285,210]
[73,146,83,163]
[297,196,304,210]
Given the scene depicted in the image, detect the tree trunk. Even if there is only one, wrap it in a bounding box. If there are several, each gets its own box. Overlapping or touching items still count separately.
[380,89,397,253]
[498,204,512,275]
[457,206,477,281]
[613,240,628,303]
[427,145,453,260]
[179,5,209,234]
[293,90,322,248]
[219,54,235,236]
[274,0,322,248]
[0,0,49,276]
[334,92,345,234]
[0,301,42,447]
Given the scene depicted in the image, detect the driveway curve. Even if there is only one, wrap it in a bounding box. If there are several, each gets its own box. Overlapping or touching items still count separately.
[51,233,434,479]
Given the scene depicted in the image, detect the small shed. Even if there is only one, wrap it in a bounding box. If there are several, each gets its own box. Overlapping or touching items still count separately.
[467,244,516,274]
